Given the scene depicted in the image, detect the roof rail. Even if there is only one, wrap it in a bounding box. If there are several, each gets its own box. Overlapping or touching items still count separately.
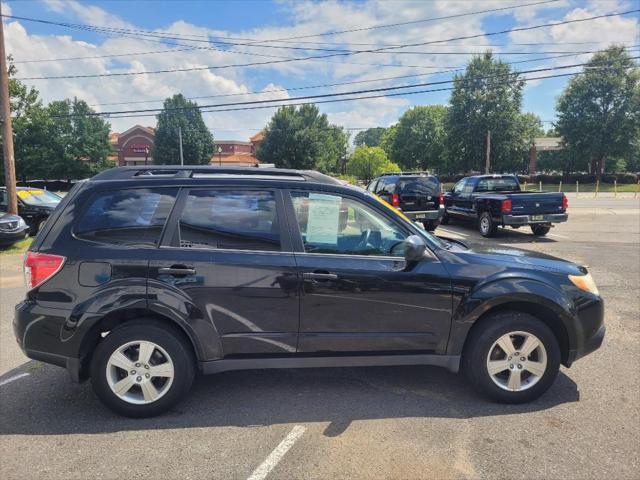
[90,165,342,185]
[379,171,431,176]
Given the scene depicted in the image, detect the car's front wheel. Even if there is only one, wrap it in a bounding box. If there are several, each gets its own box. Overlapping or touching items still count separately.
[90,320,195,417]
[463,311,560,403]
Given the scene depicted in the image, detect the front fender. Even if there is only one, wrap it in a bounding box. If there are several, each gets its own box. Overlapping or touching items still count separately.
[446,275,577,356]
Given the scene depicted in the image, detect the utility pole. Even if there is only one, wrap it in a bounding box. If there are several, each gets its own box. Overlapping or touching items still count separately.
[178,126,184,165]
[0,4,18,215]
[484,129,491,174]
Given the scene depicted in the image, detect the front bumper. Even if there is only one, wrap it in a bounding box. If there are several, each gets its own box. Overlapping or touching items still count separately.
[402,206,444,222]
[0,227,29,246]
[502,213,568,226]
[566,294,605,366]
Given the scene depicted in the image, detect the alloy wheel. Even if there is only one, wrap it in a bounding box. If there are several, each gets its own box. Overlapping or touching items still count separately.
[105,340,175,404]
[486,331,547,392]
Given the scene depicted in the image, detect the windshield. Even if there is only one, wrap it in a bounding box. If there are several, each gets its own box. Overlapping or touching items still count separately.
[476,177,519,192]
[18,189,62,206]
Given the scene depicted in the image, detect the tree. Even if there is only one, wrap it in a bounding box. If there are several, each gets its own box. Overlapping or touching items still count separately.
[386,105,448,172]
[257,104,347,173]
[154,94,215,165]
[42,99,113,179]
[353,127,386,147]
[556,46,640,178]
[346,146,399,182]
[446,52,526,173]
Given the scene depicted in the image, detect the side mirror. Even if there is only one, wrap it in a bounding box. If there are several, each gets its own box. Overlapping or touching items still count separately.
[404,234,427,262]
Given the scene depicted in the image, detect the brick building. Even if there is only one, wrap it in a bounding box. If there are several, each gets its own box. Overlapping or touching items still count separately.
[115,125,155,166]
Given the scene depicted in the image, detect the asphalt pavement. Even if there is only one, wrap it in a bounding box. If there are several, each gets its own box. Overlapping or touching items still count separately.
[0,197,638,480]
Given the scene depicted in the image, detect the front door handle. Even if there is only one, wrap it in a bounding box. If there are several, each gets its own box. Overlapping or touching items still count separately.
[303,272,338,281]
[158,266,196,276]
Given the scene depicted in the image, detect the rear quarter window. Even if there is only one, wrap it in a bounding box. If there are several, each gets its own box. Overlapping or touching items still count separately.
[75,188,177,246]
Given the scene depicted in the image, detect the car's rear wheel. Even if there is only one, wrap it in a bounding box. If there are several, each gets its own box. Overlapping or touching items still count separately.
[463,311,560,403]
[423,220,438,232]
[478,212,497,237]
[531,224,551,236]
[440,211,450,225]
[90,320,195,417]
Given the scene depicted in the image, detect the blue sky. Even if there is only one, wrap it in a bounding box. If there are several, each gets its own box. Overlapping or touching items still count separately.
[3,0,639,139]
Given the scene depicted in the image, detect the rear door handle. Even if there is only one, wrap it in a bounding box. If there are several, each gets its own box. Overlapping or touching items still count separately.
[303,272,338,281]
[158,266,196,276]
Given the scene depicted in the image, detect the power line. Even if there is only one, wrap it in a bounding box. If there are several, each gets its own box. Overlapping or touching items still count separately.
[55,59,638,118]
[86,48,638,108]
[3,1,561,52]
[12,8,640,80]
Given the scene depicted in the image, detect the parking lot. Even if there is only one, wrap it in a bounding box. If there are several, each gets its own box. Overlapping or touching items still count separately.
[1,197,638,480]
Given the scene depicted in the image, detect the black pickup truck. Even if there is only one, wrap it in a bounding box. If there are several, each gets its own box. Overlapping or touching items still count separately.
[443,175,568,237]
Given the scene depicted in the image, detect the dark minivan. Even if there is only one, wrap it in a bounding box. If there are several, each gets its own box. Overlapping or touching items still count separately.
[367,172,443,231]
[14,166,604,417]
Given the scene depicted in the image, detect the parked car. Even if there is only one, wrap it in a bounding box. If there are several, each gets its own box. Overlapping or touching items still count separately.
[367,172,443,231]
[0,213,29,247]
[14,166,604,417]
[442,175,568,237]
[0,187,62,235]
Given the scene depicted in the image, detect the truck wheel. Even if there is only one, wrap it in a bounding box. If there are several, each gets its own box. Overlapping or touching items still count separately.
[531,224,551,236]
[423,220,437,232]
[441,211,450,225]
[478,212,497,237]
[90,320,195,418]
[462,311,560,404]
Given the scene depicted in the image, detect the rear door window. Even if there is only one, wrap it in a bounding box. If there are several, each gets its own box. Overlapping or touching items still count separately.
[75,188,177,246]
[177,189,281,251]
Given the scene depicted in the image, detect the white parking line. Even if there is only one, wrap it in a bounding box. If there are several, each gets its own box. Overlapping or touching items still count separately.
[0,373,30,386]
[247,425,306,480]
[548,233,570,239]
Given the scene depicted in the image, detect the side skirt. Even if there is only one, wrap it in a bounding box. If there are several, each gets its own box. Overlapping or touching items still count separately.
[201,354,460,375]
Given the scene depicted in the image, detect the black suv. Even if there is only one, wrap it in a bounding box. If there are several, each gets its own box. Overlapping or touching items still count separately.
[367,172,443,231]
[14,166,604,417]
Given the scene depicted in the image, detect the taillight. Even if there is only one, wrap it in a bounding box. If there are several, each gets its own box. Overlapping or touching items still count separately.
[562,195,568,210]
[439,191,444,205]
[391,193,400,208]
[24,252,66,290]
[501,199,512,213]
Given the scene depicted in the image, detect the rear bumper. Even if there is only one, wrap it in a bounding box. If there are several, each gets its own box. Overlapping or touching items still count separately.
[403,206,444,222]
[502,213,568,226]
[13,300,84,382]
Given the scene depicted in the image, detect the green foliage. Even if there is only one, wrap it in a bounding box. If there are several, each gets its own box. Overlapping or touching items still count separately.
[386,105,448,172]
[353,127,386,147]
[556,46,640,177]
[379,124,398,157]
[2,61,112,181]
[446,52,527,173]
[257,104,348,173]
[154,94,215,165]
[347,146,400,182]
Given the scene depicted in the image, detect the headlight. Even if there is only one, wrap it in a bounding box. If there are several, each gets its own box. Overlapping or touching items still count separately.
[17,217,26,228]
[568,272,599,295]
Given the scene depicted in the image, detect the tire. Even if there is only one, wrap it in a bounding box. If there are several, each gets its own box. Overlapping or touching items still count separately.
[462,311,560,404]
[90,320,195,418]
[478,212,498,237]
[440,211,450,225]
[423,220,438,232]
[531,224,551,236]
